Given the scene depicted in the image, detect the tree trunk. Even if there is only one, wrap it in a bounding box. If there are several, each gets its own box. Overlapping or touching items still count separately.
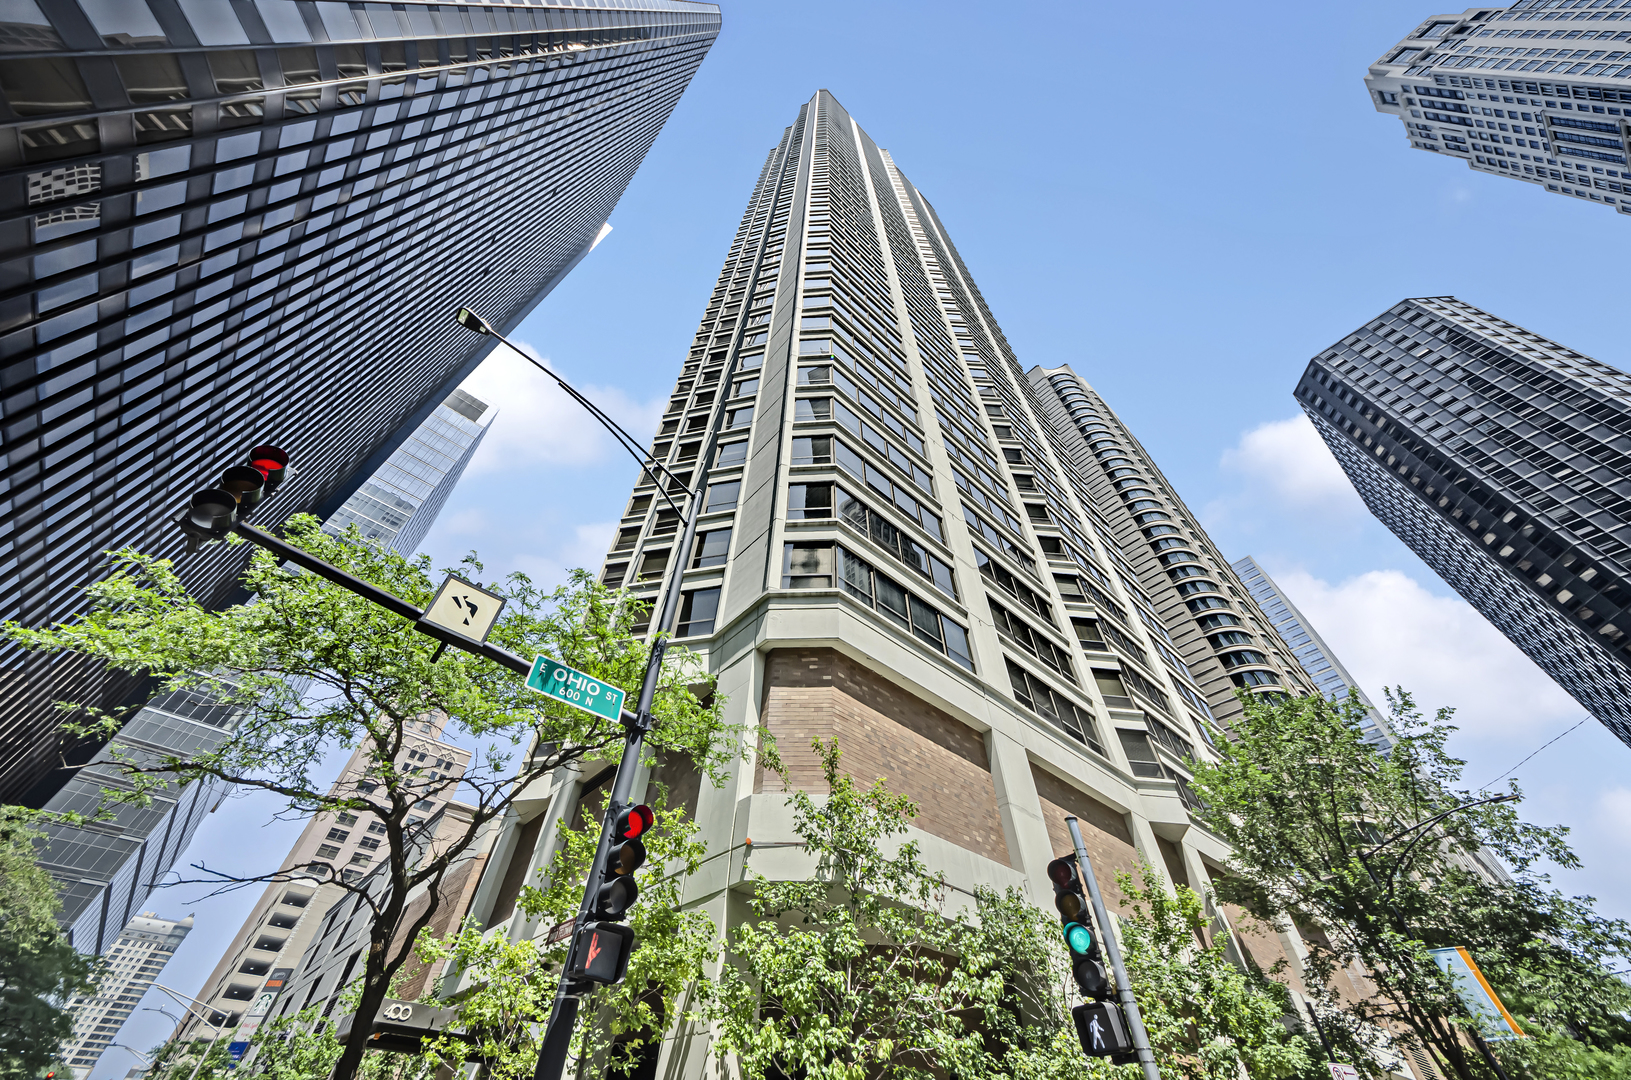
[330,930,397,1080]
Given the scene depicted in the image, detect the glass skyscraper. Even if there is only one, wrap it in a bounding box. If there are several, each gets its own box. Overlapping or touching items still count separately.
[1296,295,1631,749]
[1232,556,1396,751]
[322,386,491,554]
[0,0,720,804]
[1028,365,1318,733]
[1365,2,1631,214]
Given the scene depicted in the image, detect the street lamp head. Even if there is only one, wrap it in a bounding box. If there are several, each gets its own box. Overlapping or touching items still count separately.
[455,307,493,335]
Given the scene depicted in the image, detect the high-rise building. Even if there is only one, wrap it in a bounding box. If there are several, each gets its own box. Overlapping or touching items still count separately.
[1231,556,1396,751]
[1364,3,1631,214]
[1028,366,1318,733]
[174,715,470,1046]
[0,0,721,805]
[36,388,489,956]
[60,911,193,1079]
[413,91,1373,1080]
[322,387,491,554]
[38,686,237,957]
[1294,295,1631,748]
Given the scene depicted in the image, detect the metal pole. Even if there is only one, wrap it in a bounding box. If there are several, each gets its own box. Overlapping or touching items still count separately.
[150,984,226,1080]
[1064,817,1160,1080]
[524,111,796,1080]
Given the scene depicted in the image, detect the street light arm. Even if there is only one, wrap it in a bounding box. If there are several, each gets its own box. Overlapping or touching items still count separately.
[151,983,217,1023]
[454,310,689,516]
[1371,793,1518,906]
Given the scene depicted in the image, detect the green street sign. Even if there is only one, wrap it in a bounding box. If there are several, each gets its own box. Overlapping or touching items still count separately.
[526,655,626,722]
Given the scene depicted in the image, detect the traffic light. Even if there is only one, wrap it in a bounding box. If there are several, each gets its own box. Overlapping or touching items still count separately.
[1046,856,1111,1000]
[1072,1001,1135,1060]
[591,803,653,920]
[177,446,288,549]
[564,803,654,987]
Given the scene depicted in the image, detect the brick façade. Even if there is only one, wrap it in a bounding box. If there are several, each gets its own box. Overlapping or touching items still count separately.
[755,649,1011,867]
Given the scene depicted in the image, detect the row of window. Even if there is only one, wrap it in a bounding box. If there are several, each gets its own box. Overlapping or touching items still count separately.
[787,481,956,598]
[781,541,973,670]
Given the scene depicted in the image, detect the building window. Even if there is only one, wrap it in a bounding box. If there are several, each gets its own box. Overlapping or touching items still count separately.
[815,543,974,671]
[637,548,670,582]
[787,482,834,519]
[692,528,732,568]
[792,435,833,465]
[1117,729,1166,779]
[1005,659,1102,754]
[782,542,834,589]
[676,588,720,637]
[716,440,748,468]
[705,481,740,513]
[315,844,340,859]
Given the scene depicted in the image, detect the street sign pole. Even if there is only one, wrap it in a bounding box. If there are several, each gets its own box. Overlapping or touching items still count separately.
[1065,816,1161,1080]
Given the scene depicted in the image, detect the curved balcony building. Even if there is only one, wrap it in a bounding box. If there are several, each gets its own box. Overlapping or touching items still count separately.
[1029,365,1316,732]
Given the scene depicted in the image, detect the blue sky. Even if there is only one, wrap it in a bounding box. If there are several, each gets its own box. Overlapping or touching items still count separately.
[99,1,1631,1072]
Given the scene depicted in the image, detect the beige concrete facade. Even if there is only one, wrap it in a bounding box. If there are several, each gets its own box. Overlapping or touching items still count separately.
[440,90,1424,1080]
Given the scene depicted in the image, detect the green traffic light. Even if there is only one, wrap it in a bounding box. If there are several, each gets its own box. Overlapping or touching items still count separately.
[1064,921,1093,955]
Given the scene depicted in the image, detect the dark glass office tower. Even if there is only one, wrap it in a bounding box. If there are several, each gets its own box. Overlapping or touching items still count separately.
[0,0,719,802]
[1296,295,1631,748]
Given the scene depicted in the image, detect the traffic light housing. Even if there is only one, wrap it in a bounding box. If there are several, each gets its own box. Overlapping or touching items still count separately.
[590,803,653,921]
[1047,856,1111,1000]
[177,445,289,549]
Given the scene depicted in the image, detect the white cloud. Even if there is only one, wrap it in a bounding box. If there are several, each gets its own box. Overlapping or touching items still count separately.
[456,340,665,478]
[509,520,620,590]
[1219,414,1362,509]
[1266,563,1579,742]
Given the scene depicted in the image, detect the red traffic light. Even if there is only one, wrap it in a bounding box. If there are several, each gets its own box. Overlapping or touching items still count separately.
[1047,856,1077,888]
[616,804,654,841]
[248,445,288,492]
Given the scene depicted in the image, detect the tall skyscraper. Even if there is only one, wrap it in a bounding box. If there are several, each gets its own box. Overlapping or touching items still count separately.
[174,717,470,1046]
[35,387,490,956]
[1295,295,1631,748]
[1365,3,1631,214]
[322,387,491,554]
[0,0,721,805]
[1231,556,1396,751]
[1028,365,1318,733]
[421,92,1378,1077]
[60,911,193,1079]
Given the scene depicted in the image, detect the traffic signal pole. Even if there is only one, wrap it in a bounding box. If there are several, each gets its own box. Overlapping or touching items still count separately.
[526,491,702,1080]
[453,306,754,1080]
[1065,816,1161,1080]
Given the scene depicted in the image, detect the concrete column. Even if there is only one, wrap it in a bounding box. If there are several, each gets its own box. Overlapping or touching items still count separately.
[984,729,1052,896]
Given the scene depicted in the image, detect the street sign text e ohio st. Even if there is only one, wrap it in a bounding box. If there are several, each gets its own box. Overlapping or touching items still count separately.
[526,656,626,722]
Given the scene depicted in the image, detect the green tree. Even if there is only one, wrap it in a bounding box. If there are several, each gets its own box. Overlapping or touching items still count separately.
[703,738,1089,1080]
[0,807,99,1080]
[3,518,732,1080]
[1114,864,1314,1080]
[1187,688,1631,1080]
